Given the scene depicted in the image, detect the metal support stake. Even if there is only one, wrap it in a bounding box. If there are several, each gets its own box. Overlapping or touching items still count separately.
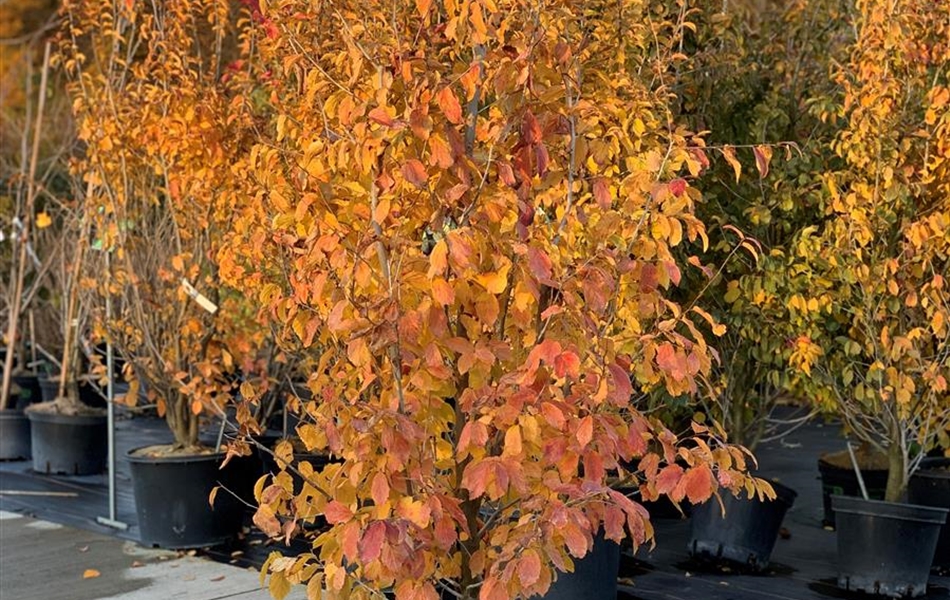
[97,251,128,531]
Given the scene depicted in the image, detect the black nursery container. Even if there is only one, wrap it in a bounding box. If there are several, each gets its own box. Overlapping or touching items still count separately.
[832,495,947,597]
[127,448,250,549]
[539,532,621,600]
[687,480,797,571]
[27,410,107,475]
[818,455,888,527]
[0,410,31,460]
[907,457,950,570]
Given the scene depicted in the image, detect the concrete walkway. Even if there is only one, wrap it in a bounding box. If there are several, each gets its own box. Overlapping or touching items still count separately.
[0,510,305,600]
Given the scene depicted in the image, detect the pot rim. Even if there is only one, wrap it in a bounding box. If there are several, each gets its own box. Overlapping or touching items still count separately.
[126,445,226,465]
[24,409,107,425]
[831,494,949,524]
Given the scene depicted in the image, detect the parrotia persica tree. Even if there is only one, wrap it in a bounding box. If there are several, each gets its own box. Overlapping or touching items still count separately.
[801,0,950,502]
[60,0,264,450]
[216,2,772,599]
[669,0,852,449]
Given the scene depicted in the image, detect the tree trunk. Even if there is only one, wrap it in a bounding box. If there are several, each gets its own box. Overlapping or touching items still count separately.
[884,442,907,503]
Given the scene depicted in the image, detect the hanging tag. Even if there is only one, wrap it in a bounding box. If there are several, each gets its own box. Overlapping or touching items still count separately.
[181,278,219,314]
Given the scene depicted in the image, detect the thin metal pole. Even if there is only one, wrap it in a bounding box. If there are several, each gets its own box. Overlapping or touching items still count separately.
[97,251,127,530]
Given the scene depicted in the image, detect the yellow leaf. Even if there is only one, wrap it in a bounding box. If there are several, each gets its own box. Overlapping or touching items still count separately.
[722,146,741,183]
[651,216,671,240]
[83,569,101,579]
[36,212,52,229]
[476,264,510,294]
[933,311,946,335]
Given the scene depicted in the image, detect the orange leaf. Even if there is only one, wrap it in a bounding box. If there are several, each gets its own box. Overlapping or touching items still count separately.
[428,133,454,168]
[576,415,594,448]
[253,505,282,537]
[593,177,611,209]
[397,497,432,528]
[324,501,353,524]
[402,159,428,187]
[82,569,101,579]
[721,145,741,183]
[368,106,394,127]
[479,577,507,600]
[655,464,684,496]
[431,278,455,306]
[680,464,715,504]
[371,472,390,506]
[554,351,580,379]
[415,0,432,17]
[437,87,463,125]
[517,550,542,586]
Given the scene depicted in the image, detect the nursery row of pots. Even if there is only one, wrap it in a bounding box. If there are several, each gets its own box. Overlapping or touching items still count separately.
[686,456,950,599]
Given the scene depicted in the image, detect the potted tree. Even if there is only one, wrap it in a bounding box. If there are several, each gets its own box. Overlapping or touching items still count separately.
[0,3,54,442]
[799,0,950,595]
[61,0,262,548]
[668,0,853,571]
[1,22,100,467]
[215,2,772,600]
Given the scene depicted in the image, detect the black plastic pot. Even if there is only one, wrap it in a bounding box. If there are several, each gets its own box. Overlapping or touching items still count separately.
[38,376,59,402]
[12,374,42,410]
[818,456,888,527]
[539,532,621,600]
[0,409,31,460]
[26,409,107,475]
[687,480,797,571]
[832,495,947,597]
[908,457,950,570]
[127,448,250,549]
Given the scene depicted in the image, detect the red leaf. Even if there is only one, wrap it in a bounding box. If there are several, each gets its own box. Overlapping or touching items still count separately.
[324,501,353,524]
[527,246,553,282]
[554,351,581,379]
[522,110,542,145]
[434,516,457,549]
[437,87,463,125]
[669,178,687,196]
[663,261,682,286]
[607,362,632,404]
[358,521,386,563]
[640,263,658,293]
[498,162,516,187]
[402,159,428,187]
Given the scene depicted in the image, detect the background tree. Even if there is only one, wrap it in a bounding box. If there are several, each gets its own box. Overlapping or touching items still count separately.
[61,0,262,449]
[801,0,950,502]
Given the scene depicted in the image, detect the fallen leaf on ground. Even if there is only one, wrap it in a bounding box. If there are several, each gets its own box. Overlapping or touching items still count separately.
[131,561,144,568]
[83,569,101,579]
[210,575,225,582]
[78,545,89,552]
